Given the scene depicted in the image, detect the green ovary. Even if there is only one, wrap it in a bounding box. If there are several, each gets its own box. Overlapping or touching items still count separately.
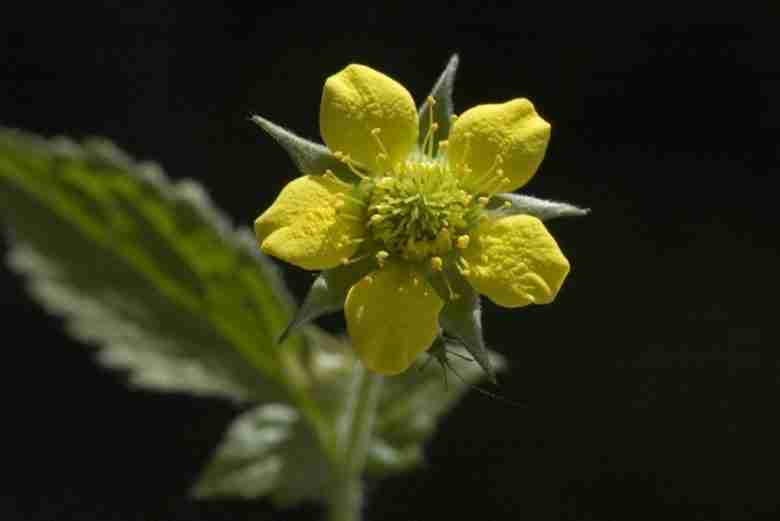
[366,159,480,261]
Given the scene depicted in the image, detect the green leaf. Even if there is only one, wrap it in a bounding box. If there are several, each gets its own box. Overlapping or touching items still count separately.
[367,344,505,477]
[192,403,332,507]
[195,336,503,494]
[0,128,306,402]
[418,54,459,156]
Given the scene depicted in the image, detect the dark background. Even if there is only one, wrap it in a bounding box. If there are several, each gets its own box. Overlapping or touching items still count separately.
[1,5,776,521]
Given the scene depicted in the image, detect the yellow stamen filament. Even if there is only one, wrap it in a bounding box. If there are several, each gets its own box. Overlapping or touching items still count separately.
[341,252,372,266]
[422,96,439,158]
[323,169,354,189]
[370,128,390,170]
[333,151,370,180]
[442,271,460,301]
[469,155,504,192]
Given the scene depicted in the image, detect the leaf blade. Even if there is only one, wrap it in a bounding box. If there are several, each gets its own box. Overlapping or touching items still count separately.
[0,129,304,402]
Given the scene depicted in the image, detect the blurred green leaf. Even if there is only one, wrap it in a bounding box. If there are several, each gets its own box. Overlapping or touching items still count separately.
[0,128,305,402]
[192,403,331,507]
[367,345,505,476]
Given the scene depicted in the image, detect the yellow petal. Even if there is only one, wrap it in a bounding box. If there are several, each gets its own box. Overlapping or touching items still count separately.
[462,215,569,307]
[449,99,551,193]
[320,64,418,173]
[345,263,443,375]
[254,175,364,270]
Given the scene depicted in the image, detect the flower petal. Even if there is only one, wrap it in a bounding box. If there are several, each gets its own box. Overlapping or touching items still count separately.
[462,215,569,307]
[345,262,443,375]
[254,175,364,271]
[449,99,550,193]
[320,64,418,173]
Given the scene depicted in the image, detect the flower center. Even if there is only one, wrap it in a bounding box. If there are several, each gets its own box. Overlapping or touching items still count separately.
[366,158,481,261]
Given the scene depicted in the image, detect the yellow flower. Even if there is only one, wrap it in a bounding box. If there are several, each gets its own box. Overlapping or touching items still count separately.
[253,57,580,377]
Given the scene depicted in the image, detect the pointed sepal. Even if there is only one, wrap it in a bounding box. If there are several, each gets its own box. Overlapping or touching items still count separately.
[251,115,356,182]
[278,256,375,343]
[418,54,459,156]
[491,193,590,221]
[426,262,495,383]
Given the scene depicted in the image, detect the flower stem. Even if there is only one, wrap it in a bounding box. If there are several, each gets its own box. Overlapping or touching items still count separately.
[328,362,383,521]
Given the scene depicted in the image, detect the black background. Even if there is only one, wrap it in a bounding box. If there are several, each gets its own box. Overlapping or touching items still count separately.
[1,5,777,521]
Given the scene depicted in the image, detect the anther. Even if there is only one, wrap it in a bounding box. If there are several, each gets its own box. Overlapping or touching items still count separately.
[430,256,443,272]
[478,196,490,207]
[456,257,472,277]
[324,169,353,188]
[456,235,470,249]
[370,127,390,157]
[370,214,384,225]
[376,250,389,267]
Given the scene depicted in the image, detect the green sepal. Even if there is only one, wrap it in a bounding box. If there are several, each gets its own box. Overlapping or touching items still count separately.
[251,115,357,183]
[278,255,376,343]
[490,193,590,221]
[425,261,495,384]
[417,54,459,157]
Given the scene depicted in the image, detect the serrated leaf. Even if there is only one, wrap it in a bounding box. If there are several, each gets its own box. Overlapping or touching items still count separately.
[192,404,331,507]
[367,344,505,477]
[418,54,459,156]
[492,192,590,220]
[0,129,305,402]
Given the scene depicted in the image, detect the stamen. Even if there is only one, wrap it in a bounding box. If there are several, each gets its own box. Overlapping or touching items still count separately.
[455,131,473,176]
[441,271,460,301]
[456,234,470,249]
[333,151,370,180]
[478,196,490,208]
[341,193,367,206]
[469,155,504,192]
[430,256,443,272]
[376,250,389,267]
[323,169,354,188]
[340,252,372,266]
[456,256,471,276]
[423,96,438,158]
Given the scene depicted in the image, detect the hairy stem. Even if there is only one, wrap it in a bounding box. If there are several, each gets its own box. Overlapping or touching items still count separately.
[328,362,384,521]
